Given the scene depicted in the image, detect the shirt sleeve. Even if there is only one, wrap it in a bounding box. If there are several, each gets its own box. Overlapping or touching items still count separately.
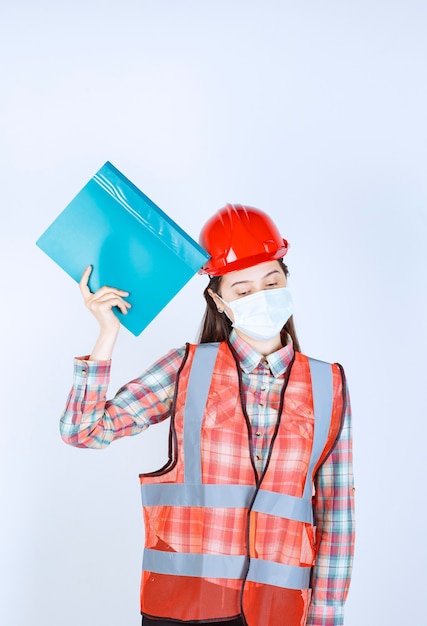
[59,347,186,449]
[306,375,356,626]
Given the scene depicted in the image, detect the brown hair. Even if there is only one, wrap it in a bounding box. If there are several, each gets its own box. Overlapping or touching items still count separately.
[198,260,301,352]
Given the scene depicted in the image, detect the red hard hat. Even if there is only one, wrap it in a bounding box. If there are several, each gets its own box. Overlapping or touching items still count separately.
[199,204,289,276]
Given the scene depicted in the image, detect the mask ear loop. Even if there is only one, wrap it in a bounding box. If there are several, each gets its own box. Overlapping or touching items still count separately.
[215,294,233,321]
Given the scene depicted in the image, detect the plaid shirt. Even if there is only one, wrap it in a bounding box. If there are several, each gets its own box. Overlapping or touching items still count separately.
[61,330,355,626]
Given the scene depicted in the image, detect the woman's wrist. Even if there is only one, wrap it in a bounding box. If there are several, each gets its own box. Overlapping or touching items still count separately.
[90,326,120,360]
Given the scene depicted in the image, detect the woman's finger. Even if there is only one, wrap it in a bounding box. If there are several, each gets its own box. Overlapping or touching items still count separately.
[79,265,93,299]
[93,285,130,299]
[87,295,132,316]
[87,289,130,309]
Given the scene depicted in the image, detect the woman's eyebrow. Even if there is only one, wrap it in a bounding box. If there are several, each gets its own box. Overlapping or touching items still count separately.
[263,270,281,279]
[230,270,281,288]
[230,279,252,288]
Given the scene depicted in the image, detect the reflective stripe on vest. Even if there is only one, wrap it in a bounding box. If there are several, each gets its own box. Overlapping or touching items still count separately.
[304,357,333,500]
[141,483,313,521]
[140,344,334,591]
[183,342,219,485]
[143,548,247,579]
[142,549,310,590]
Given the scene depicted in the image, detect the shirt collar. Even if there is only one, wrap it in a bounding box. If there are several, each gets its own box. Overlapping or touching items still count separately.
[228,329,294,377]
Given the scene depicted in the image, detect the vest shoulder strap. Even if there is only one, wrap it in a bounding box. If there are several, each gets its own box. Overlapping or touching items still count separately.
[184,342,221,484]
[306,356,346,478]
[303,357,334,498]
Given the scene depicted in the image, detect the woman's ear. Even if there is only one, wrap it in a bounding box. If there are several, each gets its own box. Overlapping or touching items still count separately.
[207,288,224,313]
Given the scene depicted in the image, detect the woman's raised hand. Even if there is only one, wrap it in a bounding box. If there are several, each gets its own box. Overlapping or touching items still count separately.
[79,265,131,335]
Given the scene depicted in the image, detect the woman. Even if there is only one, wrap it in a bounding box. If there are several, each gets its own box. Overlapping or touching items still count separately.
[61,204,355,626]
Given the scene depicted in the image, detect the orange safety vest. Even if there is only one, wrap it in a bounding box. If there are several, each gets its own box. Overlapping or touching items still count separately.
[139,341,345,625]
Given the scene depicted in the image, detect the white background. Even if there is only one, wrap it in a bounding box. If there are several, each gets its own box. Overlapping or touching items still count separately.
[1,1,426,624]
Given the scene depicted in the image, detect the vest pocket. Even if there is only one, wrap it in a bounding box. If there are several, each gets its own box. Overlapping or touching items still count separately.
[300,523,316,566]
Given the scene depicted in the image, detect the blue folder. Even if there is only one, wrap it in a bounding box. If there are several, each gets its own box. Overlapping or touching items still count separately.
[36,162,210,336]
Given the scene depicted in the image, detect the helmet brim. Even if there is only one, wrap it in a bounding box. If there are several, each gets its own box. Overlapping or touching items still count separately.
[199,246,289,276]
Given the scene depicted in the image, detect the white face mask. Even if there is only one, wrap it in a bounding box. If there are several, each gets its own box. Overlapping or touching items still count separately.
[219,287,293,341]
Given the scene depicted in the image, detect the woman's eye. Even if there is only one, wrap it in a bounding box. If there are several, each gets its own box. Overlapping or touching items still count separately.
[265,283,278,288]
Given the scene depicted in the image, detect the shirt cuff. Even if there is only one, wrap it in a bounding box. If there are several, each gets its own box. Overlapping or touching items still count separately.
[73,356,111,387]
[306,603,344,626]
